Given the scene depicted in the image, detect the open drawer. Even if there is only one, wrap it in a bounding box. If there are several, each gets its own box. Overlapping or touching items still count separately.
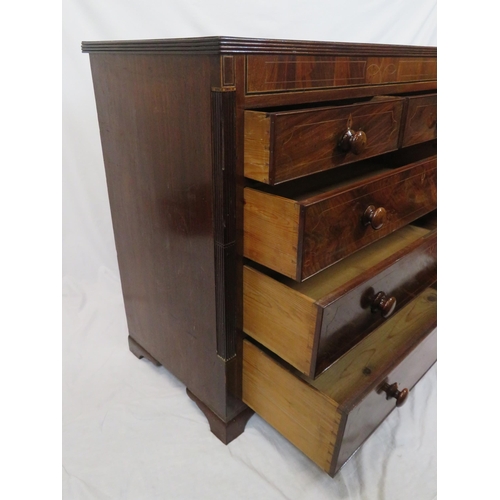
[244,147,437,281]
[242,287,437,477]
[243,216,436,377]
[244,96,404,184]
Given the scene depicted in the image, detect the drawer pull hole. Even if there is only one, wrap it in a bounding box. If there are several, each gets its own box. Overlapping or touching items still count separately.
[338,128,367,155]
[362,205,386,230]
[371,291,397,318]
[380,381,409,407]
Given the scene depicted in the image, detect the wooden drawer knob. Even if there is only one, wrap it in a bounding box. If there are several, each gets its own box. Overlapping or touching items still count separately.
[362,205,387,230]
[371,291,397,318]
[380,381,409,407]
[338,128,367,155]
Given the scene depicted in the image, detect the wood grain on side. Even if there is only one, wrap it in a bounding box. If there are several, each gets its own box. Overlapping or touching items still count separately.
[243,188,300,279]
[242,340,341,472]
[244,111,272,183]
[243,265,318,375]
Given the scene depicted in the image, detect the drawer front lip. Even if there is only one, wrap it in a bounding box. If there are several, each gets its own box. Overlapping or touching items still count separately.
[314,230,436,377]
[401,94,437,148]
[301,156,437,280]
[244,98,404,185]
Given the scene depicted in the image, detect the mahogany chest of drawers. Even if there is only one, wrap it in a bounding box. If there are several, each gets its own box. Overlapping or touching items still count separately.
[82,37,437,476]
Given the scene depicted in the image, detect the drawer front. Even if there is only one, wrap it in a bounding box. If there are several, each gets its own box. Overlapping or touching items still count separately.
[242,289,437,476]
[315,229,436,376]
[243,224,436,378]
[401,94,437,147]
[301,156,436,279]
[336,328,437,473]
[246,55,437,94]
[244,98,404,184]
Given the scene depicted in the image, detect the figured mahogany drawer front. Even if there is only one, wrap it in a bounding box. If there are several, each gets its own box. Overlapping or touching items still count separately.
[244,97,404,184]
[244,155,437,281]
[242,288,437,477]
[243,222,436,378]
[246,55,438,94]
[401,94,437,147]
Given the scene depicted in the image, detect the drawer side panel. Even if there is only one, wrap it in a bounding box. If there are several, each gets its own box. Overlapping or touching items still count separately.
[242,341,341,472]
[244,188,301,279]
[243,266,318,374]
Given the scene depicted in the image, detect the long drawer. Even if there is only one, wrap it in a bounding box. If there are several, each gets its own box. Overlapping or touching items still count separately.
[244,219,436,378]
[244,153,437,281]
[244,96,404,184]
[242,288,437,477]
[246,55,437,95]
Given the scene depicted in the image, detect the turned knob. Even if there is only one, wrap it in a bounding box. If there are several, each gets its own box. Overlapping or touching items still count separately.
[371,291,397,318]
[362,205,386,230]
[338,128,367,155]
[380,381,409,407]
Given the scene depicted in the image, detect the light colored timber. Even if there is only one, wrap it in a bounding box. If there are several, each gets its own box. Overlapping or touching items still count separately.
[244,111,272,183]
[243,265,317,374]
[243,188,300,279]
[310,288,437,403]
[243,224,431,375]
[242,288,437,473]
[242,340,341,472]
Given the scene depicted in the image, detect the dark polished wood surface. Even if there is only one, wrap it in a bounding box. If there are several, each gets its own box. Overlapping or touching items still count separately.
[301,155,436,280]
[89,52,246,424]
[247,55,436,94]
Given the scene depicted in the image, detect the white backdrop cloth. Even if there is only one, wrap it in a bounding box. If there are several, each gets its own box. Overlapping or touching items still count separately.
[63,1,437,498]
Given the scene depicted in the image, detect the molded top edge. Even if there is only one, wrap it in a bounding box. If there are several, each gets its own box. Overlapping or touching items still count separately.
[81,36,437,56]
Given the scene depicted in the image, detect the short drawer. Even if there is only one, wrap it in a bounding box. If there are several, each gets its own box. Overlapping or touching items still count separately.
[401,93,437,147]
[242,288,437,477]
[244,153,437,281]
[244,97,403,184]
[244,220,436,378]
